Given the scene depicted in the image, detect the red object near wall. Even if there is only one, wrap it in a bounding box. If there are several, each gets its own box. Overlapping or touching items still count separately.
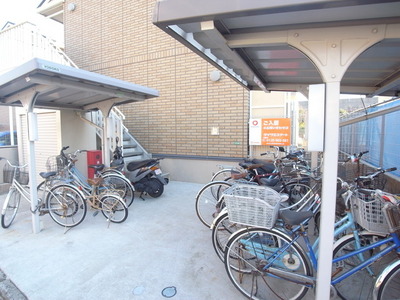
[87,150,102,179]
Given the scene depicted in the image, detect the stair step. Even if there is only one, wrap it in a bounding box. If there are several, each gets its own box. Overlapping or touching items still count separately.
[123,142,138,149]
[123,153,152,163]
[123,148,144,157]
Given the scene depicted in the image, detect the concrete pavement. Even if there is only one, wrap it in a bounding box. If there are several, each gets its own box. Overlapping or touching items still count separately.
[0,181,248,300]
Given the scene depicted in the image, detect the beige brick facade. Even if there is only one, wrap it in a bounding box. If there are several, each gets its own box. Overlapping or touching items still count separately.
[64,0,249,159]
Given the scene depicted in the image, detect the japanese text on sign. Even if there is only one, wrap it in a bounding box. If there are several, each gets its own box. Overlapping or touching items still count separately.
[249,118,291,146]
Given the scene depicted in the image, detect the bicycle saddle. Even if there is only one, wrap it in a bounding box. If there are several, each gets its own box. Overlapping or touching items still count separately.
[279,210,314,226]
[88,164,105,171]
[39,171,57,179]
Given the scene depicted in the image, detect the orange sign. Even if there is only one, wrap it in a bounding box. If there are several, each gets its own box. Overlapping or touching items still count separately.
[249,118,291,146]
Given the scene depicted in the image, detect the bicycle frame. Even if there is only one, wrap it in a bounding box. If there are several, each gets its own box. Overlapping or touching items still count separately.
[238,226,400,290]
[7,178,31,204]
[312,209,356,254]
[66,164,93,194]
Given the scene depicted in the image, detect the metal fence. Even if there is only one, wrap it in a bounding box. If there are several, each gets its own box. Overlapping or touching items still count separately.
[339,99,400,179]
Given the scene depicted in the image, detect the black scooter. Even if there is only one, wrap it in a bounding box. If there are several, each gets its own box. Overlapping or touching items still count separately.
[110,137,168,199]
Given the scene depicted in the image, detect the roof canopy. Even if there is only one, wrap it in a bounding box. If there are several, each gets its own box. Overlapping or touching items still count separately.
[0,58,159,112]
[153,0,400,96]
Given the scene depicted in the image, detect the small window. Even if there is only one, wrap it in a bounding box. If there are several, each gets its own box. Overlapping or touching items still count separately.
[0,131,17,146]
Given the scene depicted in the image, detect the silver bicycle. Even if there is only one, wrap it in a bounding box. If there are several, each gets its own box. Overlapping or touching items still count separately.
[1,158,87,229]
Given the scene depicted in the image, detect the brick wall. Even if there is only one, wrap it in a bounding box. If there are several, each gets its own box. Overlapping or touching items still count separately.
[64,0,249,158]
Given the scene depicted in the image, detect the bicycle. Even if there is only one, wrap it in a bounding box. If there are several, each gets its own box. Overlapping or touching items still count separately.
[1,158,87,229]
[83,176,128,224]
[210,146,309,183]
[53,148,129,223]
[222,186,400,300]
[196,158,319,228]
[47,146,134,207]
[211,185,321,262]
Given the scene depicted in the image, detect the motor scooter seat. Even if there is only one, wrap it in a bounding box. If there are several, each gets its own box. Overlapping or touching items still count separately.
[127,159,154,171]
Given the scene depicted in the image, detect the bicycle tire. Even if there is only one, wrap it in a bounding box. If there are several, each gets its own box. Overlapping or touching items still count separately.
[1,188,21,228]
[46,184,87,227]
[101,169,124,177]
[332,232,398,299]
[195,181,232,227]
[224,227,312,300]
[211,168,234,182]
[100,194,128,223]
[211,211,245,262]
[37,179,63,203]
[374,260,400,300]
[101,174,134,207]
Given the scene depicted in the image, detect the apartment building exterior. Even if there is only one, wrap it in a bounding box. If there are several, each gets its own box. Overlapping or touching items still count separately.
[63,0,250,169]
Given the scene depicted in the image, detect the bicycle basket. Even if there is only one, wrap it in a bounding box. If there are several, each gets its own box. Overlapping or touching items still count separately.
[382,203,400,234]
[3,163,13,183]
[3,164,29,185]
[222,184,281,229]
[351,190,389,234]
[46,155,67,173]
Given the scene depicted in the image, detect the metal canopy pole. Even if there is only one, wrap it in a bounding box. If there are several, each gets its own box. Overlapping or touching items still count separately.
[286,24,385,298]
[316,81,340,297]
[19,90,41,233]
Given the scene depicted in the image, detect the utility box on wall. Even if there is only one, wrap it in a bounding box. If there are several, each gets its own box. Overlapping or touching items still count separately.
[87,150,102,178]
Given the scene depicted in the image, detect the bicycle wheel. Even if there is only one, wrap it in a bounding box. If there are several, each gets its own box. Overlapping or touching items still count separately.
[195,181,232,227]
[37,179,63,203]
[101,168,124,177]
[100,194,128,223]
[211,211,245,262]
[374,260,400,300]
[46,184,87,227]
[224,227,312,300]
[279,182,315,211]
[332,232,398,299]
[101,174,134,207]
[1,188,21,228]
[211,168,234,182]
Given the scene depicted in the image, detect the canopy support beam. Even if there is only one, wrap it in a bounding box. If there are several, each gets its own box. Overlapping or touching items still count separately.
[287,25,385,299]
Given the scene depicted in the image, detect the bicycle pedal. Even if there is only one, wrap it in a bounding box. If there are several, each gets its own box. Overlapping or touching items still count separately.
[93,211,99,217]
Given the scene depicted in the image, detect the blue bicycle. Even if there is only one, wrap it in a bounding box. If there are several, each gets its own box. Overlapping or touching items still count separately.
[223,188,400,299]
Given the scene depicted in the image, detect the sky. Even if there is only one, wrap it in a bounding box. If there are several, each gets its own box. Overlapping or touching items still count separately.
[0,0,63,42]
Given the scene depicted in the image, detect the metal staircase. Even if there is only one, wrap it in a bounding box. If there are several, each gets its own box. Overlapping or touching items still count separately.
[83,109,152,165]
[122,130,151,161]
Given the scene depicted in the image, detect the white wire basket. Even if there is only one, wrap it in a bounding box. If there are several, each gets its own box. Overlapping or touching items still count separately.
[46,155,67,174]
[352,190,389,234]
[222,184,281,229]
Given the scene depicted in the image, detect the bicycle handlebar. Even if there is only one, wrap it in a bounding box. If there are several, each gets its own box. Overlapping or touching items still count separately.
[59,147,88,166]
[356,167,397,182]
[343,150,369,163]
[0,157,28,169]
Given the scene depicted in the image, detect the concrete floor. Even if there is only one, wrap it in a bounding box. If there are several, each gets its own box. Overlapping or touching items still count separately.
[0,181,248,300]
[0,181,359,300]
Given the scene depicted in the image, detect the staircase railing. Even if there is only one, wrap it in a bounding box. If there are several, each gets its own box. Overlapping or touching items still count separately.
[83,108,150,162]
[0,21,75,74]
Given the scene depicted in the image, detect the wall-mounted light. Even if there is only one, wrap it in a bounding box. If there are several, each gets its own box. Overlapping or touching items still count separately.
[210,70,221,82]
[68,3,77,11]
